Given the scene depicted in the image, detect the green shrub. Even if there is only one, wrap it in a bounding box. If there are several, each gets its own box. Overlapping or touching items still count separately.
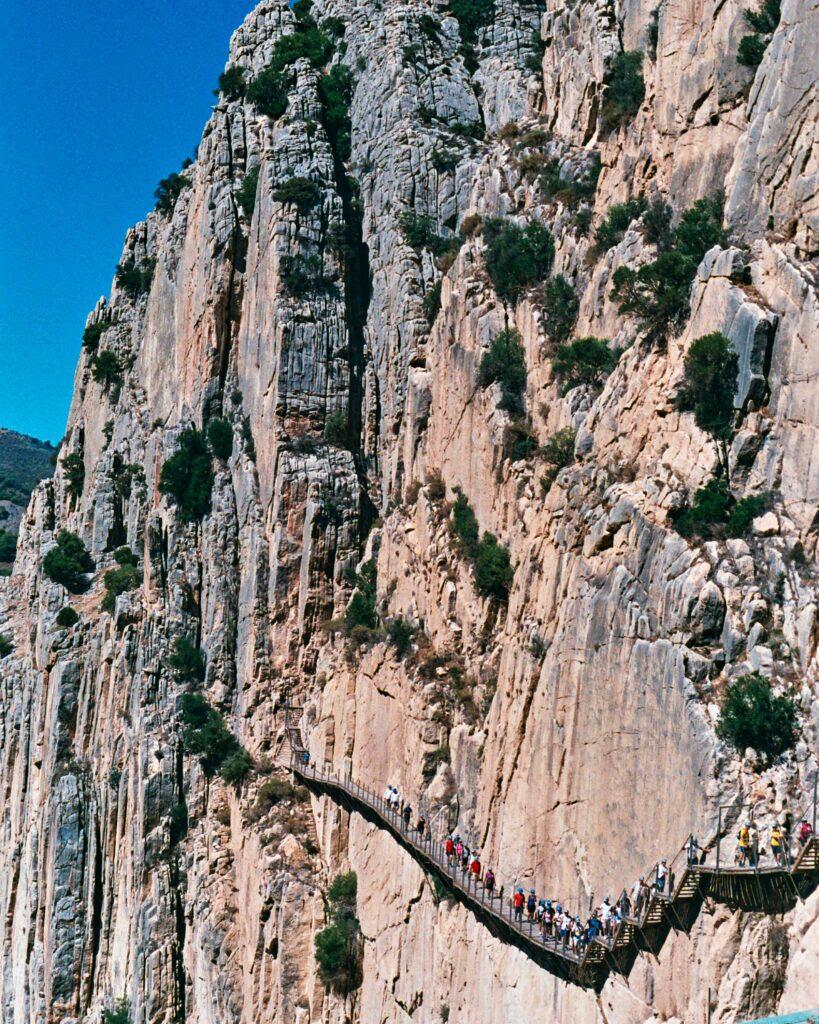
[717,672,796,761]
[478,329,527,414]
[169,802,188,844]
[737,33,766,66]
[345,559,378,632]
[431,148,458,173]
[483,218,554,302]
[0,634,12,658]
[540,427,576,491]
[600,51,645,131]
[642,198,674,249]
[744,0,780,31]
[56,606,79,627]
[215,65,246,100]
[536,156,600,209]
[280,254,331,297]
[246,67,288,119]
[169,636,206,682]
[102,999,131,1024]
[61,452,85,499]
[292,0,314,22]
[553,337,617,393]
[154,171,189,216]
[423,281,443,325]
[90,350,123,391]
[387,617,415,657]
[398,211,447,253]
[475,533,513,601]
[179,692,251,781]
[113,546,137,566]
[273,177,322,211]
[159,427,214,521]
[611,251,695,340]
[317,64,353,160]
[542,275,579,345]
[237,165,260,218]
[673,478,731,537]
[324,408,349,446]
[593,197,647,256]
[315,872,363,993]
[221,746,254,784]
[726,493,769,537]
[82,321,108,352]
[252,777,306,818]
[677,333,738,468]
[451,492,480,556]
[0,530,16,562]
[647,7,660,59]
[207,418,233,460]
[322,16,346,38]
[43,531,94,593]
[115,257,156,300]
[674,193,727,263]
[102,561,142,613]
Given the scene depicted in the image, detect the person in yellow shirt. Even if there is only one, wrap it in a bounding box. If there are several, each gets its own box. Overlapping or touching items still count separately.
[737,823,751,866]
[770,824,785,867]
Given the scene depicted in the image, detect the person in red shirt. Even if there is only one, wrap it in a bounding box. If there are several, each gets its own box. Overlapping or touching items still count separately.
[445,836,455,862]
[470,854,481,878]
[513,888,525,920]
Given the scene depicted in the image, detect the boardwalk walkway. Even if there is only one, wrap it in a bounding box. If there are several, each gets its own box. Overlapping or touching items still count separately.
[284,705,819,991]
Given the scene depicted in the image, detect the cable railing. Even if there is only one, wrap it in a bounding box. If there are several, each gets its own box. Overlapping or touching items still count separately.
[283,704,819,987]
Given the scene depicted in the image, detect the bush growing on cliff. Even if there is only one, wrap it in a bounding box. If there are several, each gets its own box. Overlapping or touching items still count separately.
[207,418,233,461]
[159,427,214,522]
[324,408,350,447]
[600,51,645,131]
[280,254,332,298]
[398,211,447,254]
[387,617,415,658]
[423,281,443,325]
[82,321,108,352]
[0,530,15,562]
[315,871,363,994]
[593,197,647,256]
[451,492,480,556]
[474,533,513,601]
[246,19,336,121]
[737,0,780,66]
[317,64,353,160]
[215,65,246,100]
[154,171,189,216]
[0,634,12,658]
[102,999,131,1024]
[43,531,94,593]
[542,275,579,345]
[673,479,769,539]
[102,548,142,613]
[169,635,206,682]
[115,257,156,300]
[677,332,738,473]
[553,337,618,393]
[646,7,660,59]
[446,0,495,70]
[540,427,576,492]
[90,350,123,392]
[344,559,378,632]
[56,606,79,628]
[180,692,252,782]
[237,165,260,218]
[60,451,85,499]
[246,67,288,119]
[273,177,322,212]
[478,328,527,414]
[483,218,554,302]
[717,672,797,761]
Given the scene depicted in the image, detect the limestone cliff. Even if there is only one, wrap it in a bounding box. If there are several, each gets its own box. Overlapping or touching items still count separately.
[0,1,817,1023]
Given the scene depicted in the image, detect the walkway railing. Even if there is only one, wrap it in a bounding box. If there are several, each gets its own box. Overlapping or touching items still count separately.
[283,704,819,989]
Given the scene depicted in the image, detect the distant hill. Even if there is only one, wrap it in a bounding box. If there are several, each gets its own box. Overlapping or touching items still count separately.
[0,429,55,563]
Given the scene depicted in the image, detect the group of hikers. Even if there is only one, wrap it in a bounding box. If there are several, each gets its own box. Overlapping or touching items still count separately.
[734,816,814,868]
[378,781,815,958]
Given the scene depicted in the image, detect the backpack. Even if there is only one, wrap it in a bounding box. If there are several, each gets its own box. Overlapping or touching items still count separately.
[527,895,536,913]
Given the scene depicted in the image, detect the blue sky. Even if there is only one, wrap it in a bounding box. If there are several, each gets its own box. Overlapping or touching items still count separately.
[0,0,254,443]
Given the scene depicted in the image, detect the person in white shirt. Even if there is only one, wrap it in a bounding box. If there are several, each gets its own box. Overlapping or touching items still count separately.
[600,898,612,935]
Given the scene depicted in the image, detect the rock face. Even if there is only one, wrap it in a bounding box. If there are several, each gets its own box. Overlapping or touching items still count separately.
[0,1,817,1023]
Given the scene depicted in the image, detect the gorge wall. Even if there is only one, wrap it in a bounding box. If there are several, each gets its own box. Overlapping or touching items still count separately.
[0,1,817,1023]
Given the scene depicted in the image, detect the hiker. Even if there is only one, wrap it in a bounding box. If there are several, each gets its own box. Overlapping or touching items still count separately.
[461,845,470,871]
[470,854,481,879]
[402,804,412,829]
[618,890,630,916]
[587,911,601,941]
[541,901,554,939]
[630,877,643,914]
[656,860,668,893]
[535,899,545,924]
[302,749,310,766]
[600,898,612,936]
[571,916,583,951]
[484,868,496,895]
[737,822,751,866]
[687,833,700,865]
[559,908,572,946]
[799,817,814,845]
[771,823,785,866]
[513,888,525,921]
[416,816,426,837]
[748,823,760,867]
[445,835,455,862]
[526,889,537,920]
[383,784,392,803]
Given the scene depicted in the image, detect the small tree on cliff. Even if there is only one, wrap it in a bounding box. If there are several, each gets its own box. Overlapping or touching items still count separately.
[676,332,738,478]
[315,872,363,994]
[716,673,797,764]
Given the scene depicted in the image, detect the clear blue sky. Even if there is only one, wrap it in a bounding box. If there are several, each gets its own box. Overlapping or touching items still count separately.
[0,0,254,443]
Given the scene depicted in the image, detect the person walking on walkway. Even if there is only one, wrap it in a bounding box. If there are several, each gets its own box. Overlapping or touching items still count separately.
[513,888,525,921]
[445,835,455,862]
[799,817,814,845]
[687,834,700,865]
[470,854,482,881]
[402,804,412,830]
[771,823,785,866]
[417,815,426,838]
[748,823,760,867]
[737,823,751,866]
[484,868,495,896]
[526,889,537,921]
[600,897,612,936]
[656,860,668,893]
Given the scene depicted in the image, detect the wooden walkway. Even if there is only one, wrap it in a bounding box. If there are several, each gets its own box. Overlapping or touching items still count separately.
[284,705,819,991]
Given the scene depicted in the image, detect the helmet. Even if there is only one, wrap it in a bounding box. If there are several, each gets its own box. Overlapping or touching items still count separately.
[517,887,523,893]
[530,888,535,894]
